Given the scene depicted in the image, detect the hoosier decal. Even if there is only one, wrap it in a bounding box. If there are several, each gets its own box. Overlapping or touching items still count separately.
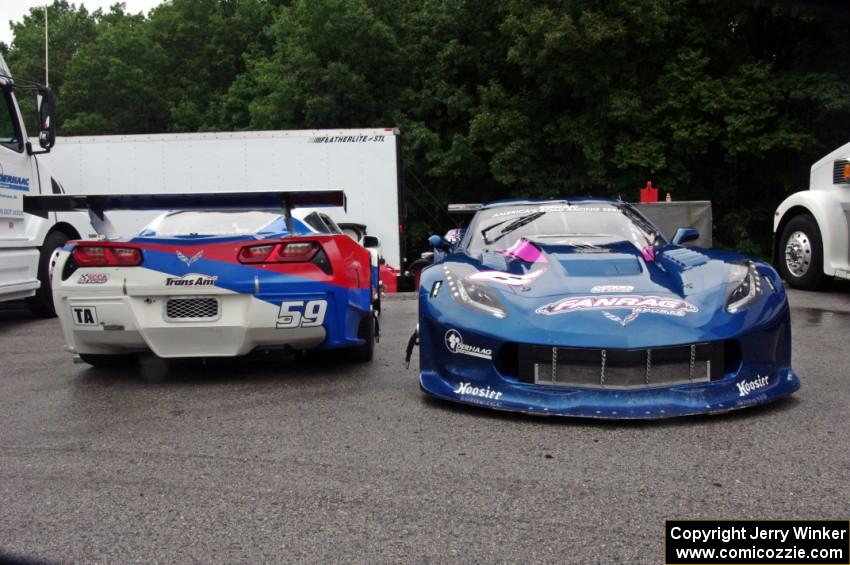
[737,374,770,397]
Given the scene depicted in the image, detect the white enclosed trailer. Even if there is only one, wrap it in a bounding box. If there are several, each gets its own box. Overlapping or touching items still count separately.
[774,142,850,289]
[41,128,405,270]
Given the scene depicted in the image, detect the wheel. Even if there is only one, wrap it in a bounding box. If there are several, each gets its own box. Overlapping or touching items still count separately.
[778,214,825,290]
[26,231,70,317]
[78,353,137,368]
[349,310,375,362]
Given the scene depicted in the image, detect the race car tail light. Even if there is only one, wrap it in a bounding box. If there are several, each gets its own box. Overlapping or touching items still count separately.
[238,244,275,263]
[72,245,142,267]
[238,241,321,264]
[275,242,319,262]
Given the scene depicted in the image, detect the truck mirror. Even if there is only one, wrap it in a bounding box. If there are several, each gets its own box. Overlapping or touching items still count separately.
[36,86,56,150]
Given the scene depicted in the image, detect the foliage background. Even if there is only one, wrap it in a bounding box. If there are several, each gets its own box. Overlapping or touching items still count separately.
[4,0,850,261]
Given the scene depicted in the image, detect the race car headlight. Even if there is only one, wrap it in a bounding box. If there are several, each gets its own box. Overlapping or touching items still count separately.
[444,267,508,319]
[726,261,763,313]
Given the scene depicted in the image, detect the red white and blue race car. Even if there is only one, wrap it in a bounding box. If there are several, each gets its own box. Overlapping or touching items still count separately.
[24,191,379,367]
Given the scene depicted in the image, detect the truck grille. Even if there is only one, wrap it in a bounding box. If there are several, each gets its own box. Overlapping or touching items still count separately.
[165,297,219,321]
[514,342,724,389]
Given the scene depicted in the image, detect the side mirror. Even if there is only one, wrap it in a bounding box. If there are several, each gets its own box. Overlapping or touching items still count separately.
[428,234,449,250]
[363,235,380,249]
[672,227,699,246]
[36,85,56,150]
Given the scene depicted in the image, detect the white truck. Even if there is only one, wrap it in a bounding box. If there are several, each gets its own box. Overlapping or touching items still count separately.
[0,54,92,316]
[40,128,405,270]
[774,142,850,289]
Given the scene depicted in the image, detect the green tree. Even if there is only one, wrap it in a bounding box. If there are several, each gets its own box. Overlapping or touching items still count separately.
[60,6,169,134]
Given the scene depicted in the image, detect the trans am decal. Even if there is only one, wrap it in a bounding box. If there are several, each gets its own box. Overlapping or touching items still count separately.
[536,295,699,326]
[445,329,492,360]
[165,274,218,287]
[465,269,545,287]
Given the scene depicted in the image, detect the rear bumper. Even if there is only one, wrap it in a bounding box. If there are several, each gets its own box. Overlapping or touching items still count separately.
[58,293,330,357]
[55,285,369,357]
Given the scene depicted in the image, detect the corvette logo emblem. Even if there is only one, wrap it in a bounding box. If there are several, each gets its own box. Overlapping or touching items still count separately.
[176,250,204,268]
[536,295,699,326]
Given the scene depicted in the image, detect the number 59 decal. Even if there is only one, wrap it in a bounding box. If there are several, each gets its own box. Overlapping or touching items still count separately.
[277,300,328,329]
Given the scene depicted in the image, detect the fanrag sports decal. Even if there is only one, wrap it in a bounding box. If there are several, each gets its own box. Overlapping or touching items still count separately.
[535,295,698,326]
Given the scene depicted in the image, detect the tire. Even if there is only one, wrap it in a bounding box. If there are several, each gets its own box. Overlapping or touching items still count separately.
[408,258,432,291]
[778,214,826,290]
[79,353,137,368]
[349,310,375,362]
[26,231,70,317]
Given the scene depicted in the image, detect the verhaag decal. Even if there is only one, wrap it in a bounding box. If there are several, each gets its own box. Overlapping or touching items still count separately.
[536,295,699,327]
[70,306,98,326]
[444,329,493,360]
[165,274,218,287]
[738,374,770,397]
[77,273,109,284]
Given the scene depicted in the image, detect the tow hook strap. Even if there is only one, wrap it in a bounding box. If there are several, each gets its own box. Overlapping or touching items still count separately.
[404,326,419,369]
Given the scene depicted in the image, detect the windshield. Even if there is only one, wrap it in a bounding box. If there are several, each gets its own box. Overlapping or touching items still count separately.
[466,203,661,254]
[142,211,283,236]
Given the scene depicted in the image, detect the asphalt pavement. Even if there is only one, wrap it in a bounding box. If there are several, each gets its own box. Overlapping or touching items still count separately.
[0,285,848,564]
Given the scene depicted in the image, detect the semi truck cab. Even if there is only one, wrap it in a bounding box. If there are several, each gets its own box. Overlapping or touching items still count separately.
[774,142,850,289]
[0,54,87,315]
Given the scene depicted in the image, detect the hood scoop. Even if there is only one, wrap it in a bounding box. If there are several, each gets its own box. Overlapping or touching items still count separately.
[531,239,644,277]
[559,258,642,277]
[661,248,708,269]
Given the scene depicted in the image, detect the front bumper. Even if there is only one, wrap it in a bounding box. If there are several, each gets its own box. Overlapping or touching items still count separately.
[417,299,800,418]
[420,366,800,419]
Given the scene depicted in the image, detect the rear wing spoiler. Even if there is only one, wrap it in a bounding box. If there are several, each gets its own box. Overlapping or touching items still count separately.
[23,190,346,237]
[447,203,482,214]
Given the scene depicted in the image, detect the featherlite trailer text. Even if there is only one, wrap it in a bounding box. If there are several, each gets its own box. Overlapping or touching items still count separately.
[0,53,94,316]
[38,128,406,293]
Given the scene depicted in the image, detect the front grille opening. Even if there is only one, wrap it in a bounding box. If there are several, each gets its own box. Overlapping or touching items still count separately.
[494,343,519,378]
[165,297,219,321]
[515,341,726,389]
[724,339,742,374]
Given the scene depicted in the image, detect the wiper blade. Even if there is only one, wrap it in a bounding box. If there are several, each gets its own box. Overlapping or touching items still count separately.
[481,211,546,245]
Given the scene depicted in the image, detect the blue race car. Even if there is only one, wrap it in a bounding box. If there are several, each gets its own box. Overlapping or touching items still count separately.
[411,198,800,418]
